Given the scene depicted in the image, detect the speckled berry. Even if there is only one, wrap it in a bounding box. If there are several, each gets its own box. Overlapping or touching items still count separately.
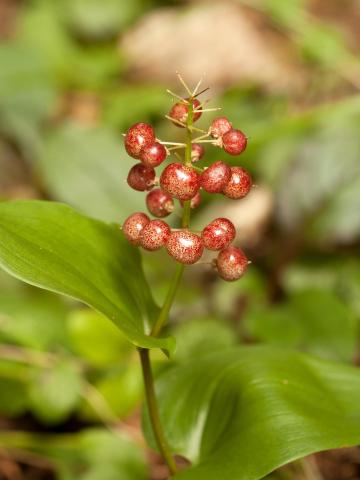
[127,163,155,192]
[140,220,171,251]
[122,212,150,245]
[166,230,204,264]
[202,217,236,251]
[160,163,200,201]
[146,189,174,218]
[140,142,167,167]
[169,99,202,127]
[215,246,248,281]
[222,167,252,199]
[124,123,155,159]
[210,117,232,139]
[200,161,231,193]
[191,143,205,163]
[222,129,247,155]
[180,191,201,209]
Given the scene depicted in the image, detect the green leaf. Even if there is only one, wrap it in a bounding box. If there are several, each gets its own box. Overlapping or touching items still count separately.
[0,200,174,352]
[145,346,360,480]
[0,378,28,416]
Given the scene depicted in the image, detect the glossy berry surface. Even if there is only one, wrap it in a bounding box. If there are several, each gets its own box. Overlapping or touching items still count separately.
[169,99,202,127]
[222,129,247,155]
[216,246,248,281]
[222,167,252,199]
[140,220,171,251]
[210,117,232,139]
[202,217,236,251]
[146,189,174,218]
[122,212,150,245]
[127,163,155,191]
[141,142,167,167]
[200,161,231,193]
[124,123,155,159]
[166,230,204,265]
[180,191,201,209]
[191,143,205,163]
[160,163,200,201]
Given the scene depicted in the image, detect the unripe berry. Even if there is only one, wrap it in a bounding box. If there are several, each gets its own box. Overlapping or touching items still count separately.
[210,117,232,139]
[202,217,236,251]
[222,129,247,155]
[222,167,252,199]
[169,99,202,127]
[140,220,171,251]
[141,142,167,167]
[127,163,155,192]
[191,143,205,163]
[166,230,204,264]
[146,189,174,218]
[200,160,231,193]
[180,191,201,209]
[160,163,200,201]
[124,123,155,159]
[215,246,248,281]
[122,212,150,245]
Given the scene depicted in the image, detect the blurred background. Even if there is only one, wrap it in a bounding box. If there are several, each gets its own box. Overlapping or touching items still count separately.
[1,0,360,479]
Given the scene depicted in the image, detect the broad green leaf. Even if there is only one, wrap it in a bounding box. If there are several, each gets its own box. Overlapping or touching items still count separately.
[145,346,360,480]
[0,200,174,352]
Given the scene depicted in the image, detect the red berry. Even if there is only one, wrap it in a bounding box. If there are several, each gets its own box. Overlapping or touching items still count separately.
[166,230,204,264]
[127,163,155,192]
[122,212,150,245]
[160,163,200,201]
[141,142,167,167]
[210,117,232,139]
[146,189,174,218]
[202,217,236,251]
[222,167,252,199]
[200,161,231,193]
[180,191,201,209]
[222,128,247,155]
[169,99,202,127]
[124,123,155,159]
[191,143,205,163]
[216,246,248,281]
[140,220,171,251]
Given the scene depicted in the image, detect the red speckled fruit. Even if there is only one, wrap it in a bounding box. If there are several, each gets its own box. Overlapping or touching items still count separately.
[122,212,150,245]
[124,123,155,159]
[160,163,200,201]
[200,161,231,193]
[180,191,201,209]
[146,189,174,218]
[166,230,204,264]
[222,167,252,199]
[209,117,232,139]
[127,163,155,191]
[216,246,248,281]
[191,143,205,163]
[140,142,167,167]
[202,217,236,251]
[222,128,247,155]
[169,99,202,127]
[140,220,171,251]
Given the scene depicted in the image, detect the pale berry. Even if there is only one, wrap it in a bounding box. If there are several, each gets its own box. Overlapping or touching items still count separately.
[124,123,155,159]
[210,117,232,139]
[166,230,204,265]
[222,167,252,199]
[122,212,150,245]
[160,163,200,201]
[191,143,205,163]
[202,217,236,251]
[140,220,171,251]
[169,99,202,127]
[180,191,201,209]
[127,163,155,192]
[141,142,167,167]
[222,129,247,155]
[146,189,174,218]
[215,246,248,281]
[200,161,231,193]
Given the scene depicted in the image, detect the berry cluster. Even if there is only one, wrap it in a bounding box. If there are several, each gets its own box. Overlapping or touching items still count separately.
[122,79,251,281]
